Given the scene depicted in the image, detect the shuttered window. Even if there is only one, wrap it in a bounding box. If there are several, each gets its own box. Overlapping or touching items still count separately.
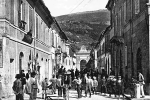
[124,1,126,24]
[10,0,14,24]
[29,6,33,31]
[135,0,140,14]
[36,15,38,39]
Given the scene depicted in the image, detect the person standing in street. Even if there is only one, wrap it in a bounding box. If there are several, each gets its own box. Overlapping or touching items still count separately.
[41,78,48,99]
[20,70,26,100]
[50,75,57,94]
[116,76,124,98]
[101,76,107,95]
[85,75,93,98]
[28,72,39,100]
[75,68,79,78]
[57,75,63,97]
[76,76,82,98]
[12,74,23,100]
[92,76,98,94]
[138,71,145,98]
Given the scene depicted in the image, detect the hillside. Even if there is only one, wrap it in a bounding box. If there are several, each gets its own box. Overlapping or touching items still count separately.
[56,9,110,52]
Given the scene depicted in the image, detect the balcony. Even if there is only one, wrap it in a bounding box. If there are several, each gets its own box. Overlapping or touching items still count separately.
[22,30,33,44]
[110,36,124,46]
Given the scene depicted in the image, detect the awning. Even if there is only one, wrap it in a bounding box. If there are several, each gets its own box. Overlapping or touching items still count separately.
[110,36,124,45]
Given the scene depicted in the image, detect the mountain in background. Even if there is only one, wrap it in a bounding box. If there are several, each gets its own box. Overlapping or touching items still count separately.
[55,9,110,52]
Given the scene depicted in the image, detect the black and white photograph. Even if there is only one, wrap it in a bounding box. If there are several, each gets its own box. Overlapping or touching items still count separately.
[0,0,150,100]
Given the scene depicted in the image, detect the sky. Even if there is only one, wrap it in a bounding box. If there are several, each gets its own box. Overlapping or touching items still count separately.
[43,0,109,17]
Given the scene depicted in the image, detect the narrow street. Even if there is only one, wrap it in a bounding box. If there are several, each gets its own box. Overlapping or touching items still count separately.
[3,89,150,100]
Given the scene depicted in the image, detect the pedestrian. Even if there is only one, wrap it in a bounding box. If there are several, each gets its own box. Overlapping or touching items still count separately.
[75,68,80,78]
[116,76,124,98]
[92,76,98,94]
[62,73,71,98]
[50,75,57,94]
[12,74,23,100]
[85,75,93,98]
[41,78,48,99]
[56,75,63,97]
[70,69,75,81]
[76,76,82,98]
[130,77,137,98]
[20,70,26,100]
[138,71,145,98]
[28,72,39,100]
[101,76,107,95]
[26,69,31,80]
[58,66,64,76]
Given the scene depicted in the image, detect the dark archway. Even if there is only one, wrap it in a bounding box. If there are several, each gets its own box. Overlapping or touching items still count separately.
[136,48,142,73]
[19,52,24,74]
[80,60,87,71]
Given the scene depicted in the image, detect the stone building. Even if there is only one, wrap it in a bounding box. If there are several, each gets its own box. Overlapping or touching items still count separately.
[0,0,69,98]
[106,0,150,94]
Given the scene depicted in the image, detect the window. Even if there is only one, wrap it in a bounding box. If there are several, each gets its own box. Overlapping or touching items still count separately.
[52,31,54,47]
[123,1,126,24]
[18,0,24,21]
[36,15,38,39]
[18,0,26,30]
[135,0,140,14]
[10,0,14,24]
[29,6,33,31]
[119,9,122,36]
[115,15,118,33]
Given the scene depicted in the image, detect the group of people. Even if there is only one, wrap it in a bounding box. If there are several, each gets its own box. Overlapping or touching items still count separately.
[99,71,145,99]
[12,67,146,100]
[12,70,39,100]
[73,73,98,98]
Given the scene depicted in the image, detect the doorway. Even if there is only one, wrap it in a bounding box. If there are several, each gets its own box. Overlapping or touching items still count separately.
[19,52,24,74]
[136,48,142,73]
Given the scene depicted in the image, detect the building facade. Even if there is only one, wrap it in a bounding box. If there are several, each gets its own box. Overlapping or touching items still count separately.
[106,0,150,94]
[50,18,68,76]
[0,0,69,98]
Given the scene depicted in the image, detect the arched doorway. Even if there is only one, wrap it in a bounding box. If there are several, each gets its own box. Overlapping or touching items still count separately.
[19,52,24,74]
[80,60,87,71]
[136,48,142,73]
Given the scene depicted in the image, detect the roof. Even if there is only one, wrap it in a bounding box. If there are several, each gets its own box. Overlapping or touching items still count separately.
[27,0,54,28]
[53,18,68,41]
[105,0,114,10]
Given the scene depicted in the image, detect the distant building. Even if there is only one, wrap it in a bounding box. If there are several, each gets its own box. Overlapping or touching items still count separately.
[76,45,90,71]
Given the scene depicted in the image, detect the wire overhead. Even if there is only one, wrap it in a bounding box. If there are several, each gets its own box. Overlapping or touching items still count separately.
[81,0,92,9]
[69,0,86,14]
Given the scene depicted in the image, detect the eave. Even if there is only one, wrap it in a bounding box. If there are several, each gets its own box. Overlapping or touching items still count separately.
[27,0,54,28]
[106,0,114,10]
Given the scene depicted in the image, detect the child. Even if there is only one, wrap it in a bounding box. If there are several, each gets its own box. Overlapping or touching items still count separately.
[92,76,98,94]
[41,78,48,99]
